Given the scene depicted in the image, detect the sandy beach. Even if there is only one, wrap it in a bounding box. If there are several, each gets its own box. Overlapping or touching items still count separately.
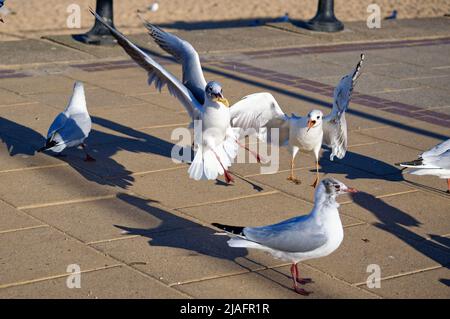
[0,0,449,40]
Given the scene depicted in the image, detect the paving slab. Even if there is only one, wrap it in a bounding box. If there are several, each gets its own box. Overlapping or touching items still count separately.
[26,86,148,111]
[91,224,286,285]
[341,191,450,240]
[0,201,44,232]
[118,167,272,209]
[0,166,117,209]
[248,161,414,204]
[178,264,378,299]
[371,86,450,109]
[0,39,92,66]
[0,266,187,299]
[359,267,450,299]
[0,227,116,287]
[331,141,419,178]
[0,88,35,107]
[179,192,362,227]
[359,125,448,153]
[0,75,79,95]
[305,224,450,284]
[24,194,192,244]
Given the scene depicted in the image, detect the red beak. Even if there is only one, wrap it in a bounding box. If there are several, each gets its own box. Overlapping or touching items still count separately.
[307,120,315,132]
[345,187,358,193]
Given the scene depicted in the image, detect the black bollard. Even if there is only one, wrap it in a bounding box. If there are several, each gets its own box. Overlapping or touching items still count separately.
[305,0,344,32]
[73,0,116,45]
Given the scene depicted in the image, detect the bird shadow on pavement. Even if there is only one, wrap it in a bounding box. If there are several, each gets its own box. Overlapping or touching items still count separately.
[113,193,277,274]
[0,118,45,156]
[0,116,182,189]
[350,192,450,274]
[318,148,404,182]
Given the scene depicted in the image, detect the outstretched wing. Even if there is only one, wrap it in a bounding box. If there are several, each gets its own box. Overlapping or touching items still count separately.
[229,92,289,145]
[323,53,364,160]
[89,8,203,120]
[140,17,207,105]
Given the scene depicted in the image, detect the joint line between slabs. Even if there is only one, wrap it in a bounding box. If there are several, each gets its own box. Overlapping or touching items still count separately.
[0,264,122,290]
[174,190,279,210]
[353,265,446,287]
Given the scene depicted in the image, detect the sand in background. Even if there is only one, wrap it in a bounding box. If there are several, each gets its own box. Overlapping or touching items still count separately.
[0,0,449,40]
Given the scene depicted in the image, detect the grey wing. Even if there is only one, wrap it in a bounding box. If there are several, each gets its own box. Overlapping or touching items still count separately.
[423,150,450,169]
[90,9,203,121]
[422,139,450,159]
[243,215,328,253]
[47,112,68,139]
[141,18,207,104]
[229,92,290,145]
[56,115,91,145]
[323,53,364,161]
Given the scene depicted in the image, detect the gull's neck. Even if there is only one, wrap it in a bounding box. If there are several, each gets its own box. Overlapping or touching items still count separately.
[312,188,339,217]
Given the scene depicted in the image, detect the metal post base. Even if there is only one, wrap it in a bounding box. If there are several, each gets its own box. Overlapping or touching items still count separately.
[304,0,344,32]
[73,0,117,45]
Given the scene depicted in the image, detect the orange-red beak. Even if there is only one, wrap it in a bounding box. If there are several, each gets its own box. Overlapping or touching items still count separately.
[345,187,358,193]
[306,120,316,132]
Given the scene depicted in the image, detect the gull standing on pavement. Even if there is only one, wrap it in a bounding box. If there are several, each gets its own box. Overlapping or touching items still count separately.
[90,10,269,184]
[229,54,365,187]
[38,82,95,161]
[213,177,357,295]
[396,139,450,193]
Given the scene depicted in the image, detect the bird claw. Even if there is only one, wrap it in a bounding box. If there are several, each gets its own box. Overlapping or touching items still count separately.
[296,277,314,285]
[224,170,234,184]
[293,286,312,296]
[84,155,96,162]
[287,176,301,185]
[310,178,319,188]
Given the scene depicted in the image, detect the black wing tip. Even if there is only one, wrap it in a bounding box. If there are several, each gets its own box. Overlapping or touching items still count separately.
[37,140,57,152]
[395,158,423,167]
[212,223,245,235]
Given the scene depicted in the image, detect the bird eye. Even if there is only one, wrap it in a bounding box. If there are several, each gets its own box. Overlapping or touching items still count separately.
[317,116,320,119]
[335,185,340,190]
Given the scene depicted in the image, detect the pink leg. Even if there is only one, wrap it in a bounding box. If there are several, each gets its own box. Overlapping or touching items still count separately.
[290,264,311,296]
[212,151,234,184]
[295,263,314,284]
[236,139,264,163]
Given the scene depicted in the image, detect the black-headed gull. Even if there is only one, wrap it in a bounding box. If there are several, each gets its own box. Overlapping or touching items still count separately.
[396,139,450,193]
[213,177,357,295]
[38,82,94,161]
[90,11,269,184]
[229,54,364,187]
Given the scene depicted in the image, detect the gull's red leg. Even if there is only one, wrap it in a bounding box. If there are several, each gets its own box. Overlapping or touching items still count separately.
[447,179,450,194]
[290,263,311,296]
[295,263,314,284]
[213,151,234,184]
[236,139,264,163]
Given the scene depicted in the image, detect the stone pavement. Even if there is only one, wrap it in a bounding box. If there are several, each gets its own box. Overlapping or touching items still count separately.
[0,18,449,298]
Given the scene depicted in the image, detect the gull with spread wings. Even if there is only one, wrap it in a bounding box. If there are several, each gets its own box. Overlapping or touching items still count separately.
[230,54,364,187]
[90,9,269,184]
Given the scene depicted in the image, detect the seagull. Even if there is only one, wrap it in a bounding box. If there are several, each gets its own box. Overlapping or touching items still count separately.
[90,9,266,184]
[396,139,450,193]
[230,54,365,187]
[37,82,95,161]
[213,177,357,295]
[0,0,5,23]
